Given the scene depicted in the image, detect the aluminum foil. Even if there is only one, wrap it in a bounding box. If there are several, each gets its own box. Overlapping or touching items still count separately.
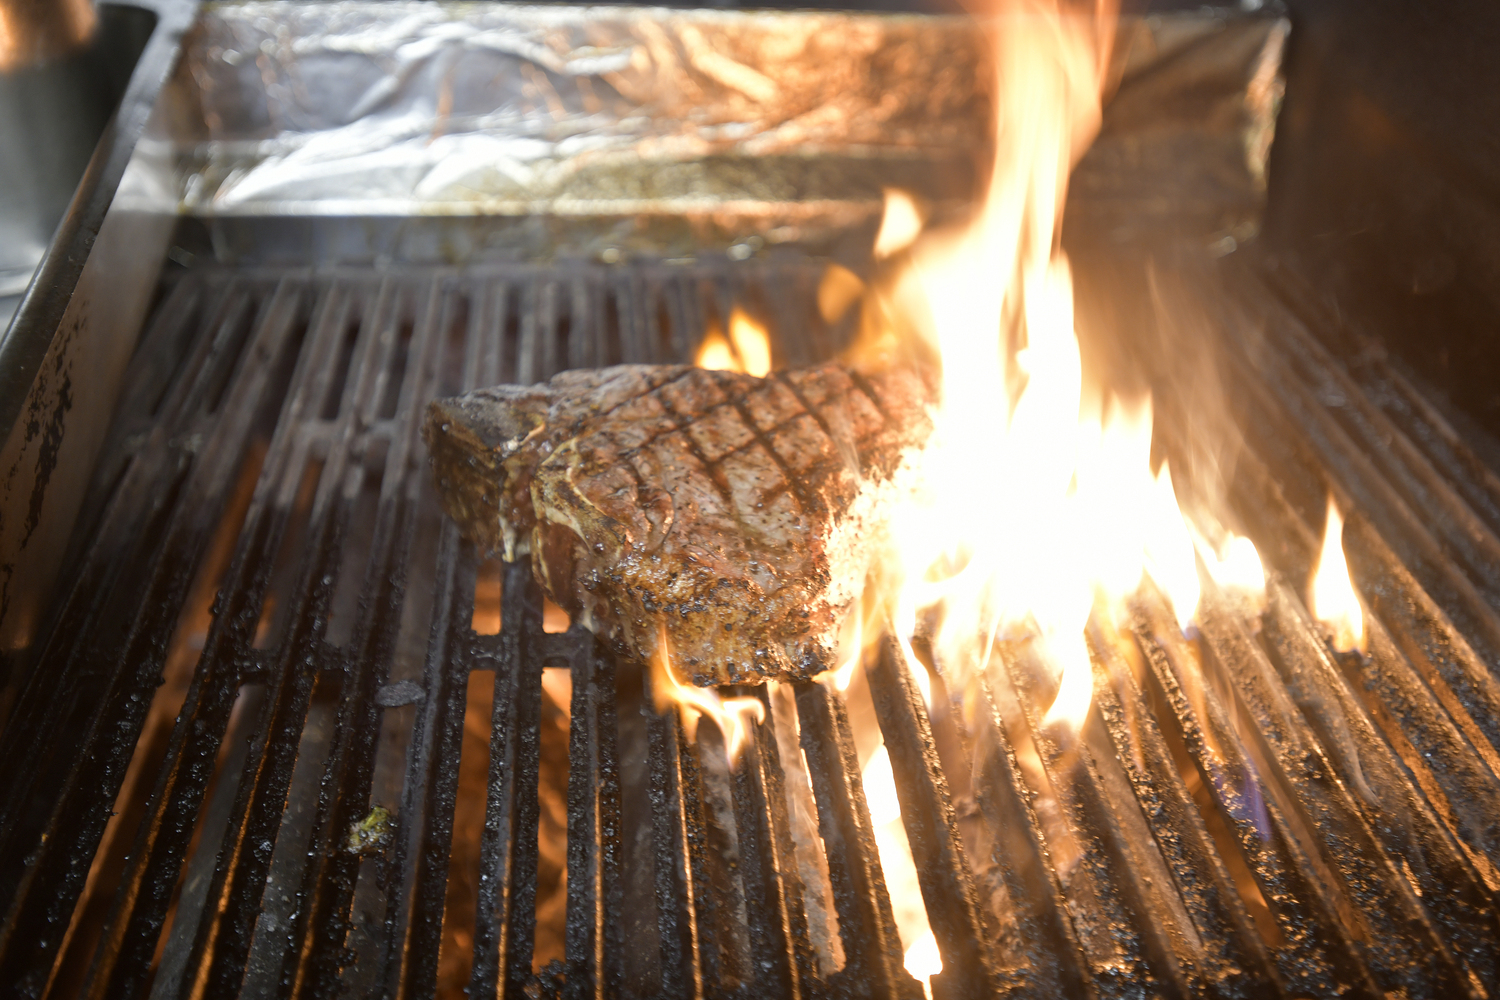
[119,2,1287,257]
[1069,11,1289,247]
[140,2,991,218]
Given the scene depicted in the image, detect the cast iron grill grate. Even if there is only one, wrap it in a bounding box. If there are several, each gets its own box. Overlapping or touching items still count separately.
[2,253,1500,1000]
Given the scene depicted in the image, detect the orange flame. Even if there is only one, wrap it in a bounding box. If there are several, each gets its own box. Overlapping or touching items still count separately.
[1039,630,1094,730]
[0,10,13,73]
[831,606,865,692]
[1216,535,1267,594]
[862,745,903,826]
[857,0,1262,737]
[1309,495,1365,653]
[1142,461,1202,632]
[859,744,940,997]
[1192,525,1266,605]
[871,0,1145,737]
[818,263,867,326]
[903,931,943,999]
[694,328,738,372]
[694,308,772,377]
[650,622,766,764]
[874,188,924,260]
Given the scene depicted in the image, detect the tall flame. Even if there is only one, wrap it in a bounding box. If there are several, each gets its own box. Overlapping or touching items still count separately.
[1309,495,1365,653]
[855,0,1271,736]
[668,0,1270,834]
[871,0,1170,733]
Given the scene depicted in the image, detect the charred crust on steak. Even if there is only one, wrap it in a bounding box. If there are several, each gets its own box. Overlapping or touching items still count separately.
[424,362,936,685]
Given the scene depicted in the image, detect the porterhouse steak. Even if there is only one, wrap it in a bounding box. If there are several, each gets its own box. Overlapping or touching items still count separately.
[424,363,935,685]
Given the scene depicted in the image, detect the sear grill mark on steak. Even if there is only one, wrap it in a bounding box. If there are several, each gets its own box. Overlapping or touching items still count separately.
[651,377,741,513]
[424,362,936,685]
[712,371,821,518]
[773,371,844,461]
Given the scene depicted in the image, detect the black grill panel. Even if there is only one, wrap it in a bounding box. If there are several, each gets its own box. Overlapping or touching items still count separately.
[2,255,1500,1000]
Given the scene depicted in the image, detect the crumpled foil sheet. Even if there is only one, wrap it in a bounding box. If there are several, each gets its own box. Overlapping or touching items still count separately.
[142,2,991,217]
[1069,11,1288,247]
[120,2,1287,258]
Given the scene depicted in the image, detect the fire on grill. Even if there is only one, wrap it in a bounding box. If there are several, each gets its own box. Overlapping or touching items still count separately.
[4,2,1500,1000]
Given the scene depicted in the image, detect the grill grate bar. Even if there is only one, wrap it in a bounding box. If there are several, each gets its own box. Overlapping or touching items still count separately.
[1195,592,1467,997]
[660,278,696,368]
[609,273,646,369]
[1085,627,1283,997]
[1222,403,1500,843]
[1130,603,1378,999]
[0,274,242,830]
[1262,284,1500,606]
[1226,308,1500,691]
[865,636,998,1000]
[385,522,474,1000]
[563,634,624,1000]
[1272,344,1500,645]
[791,680,918,999]
[2,278,304,999]
[1258,580,1500,990]
[183,278,395,1000]
[475,574,548,999]
[993,639,1167,997]
[671,704,736,994]
[1219,296,1500,774]
[1321,328,1500,544]
[723,687,809,999]
[1227,430,1500,828]
[279,277,449,997]
[966,674,1095,999]
[646,687,706,1000]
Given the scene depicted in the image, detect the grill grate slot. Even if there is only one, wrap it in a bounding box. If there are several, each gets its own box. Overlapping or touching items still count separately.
[5,255,1500,1000]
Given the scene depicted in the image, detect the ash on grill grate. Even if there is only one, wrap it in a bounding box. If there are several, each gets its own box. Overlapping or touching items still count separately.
[3,250,1500,1000]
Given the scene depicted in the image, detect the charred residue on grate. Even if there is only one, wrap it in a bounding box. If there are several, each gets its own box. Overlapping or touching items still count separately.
[3,251,1500,1000]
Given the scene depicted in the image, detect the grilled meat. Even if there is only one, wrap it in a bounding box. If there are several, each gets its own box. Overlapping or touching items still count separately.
[425,363,936,685]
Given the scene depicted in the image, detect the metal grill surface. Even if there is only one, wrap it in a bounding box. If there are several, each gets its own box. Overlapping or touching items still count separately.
[2,254,1499,1000]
